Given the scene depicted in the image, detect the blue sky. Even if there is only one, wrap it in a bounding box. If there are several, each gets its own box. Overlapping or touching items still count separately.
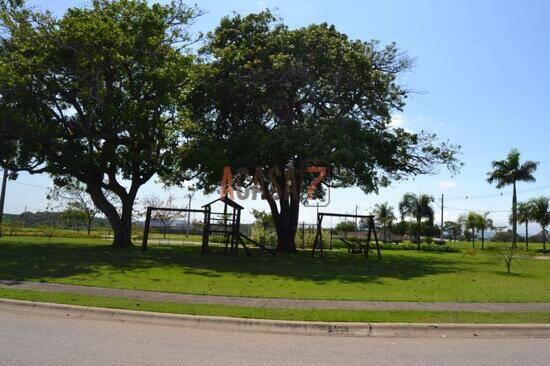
[6,0,550,230]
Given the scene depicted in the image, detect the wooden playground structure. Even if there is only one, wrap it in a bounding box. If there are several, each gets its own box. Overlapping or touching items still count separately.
[311,212,382,261]
[142,196,381,261]
[141,195,275,255]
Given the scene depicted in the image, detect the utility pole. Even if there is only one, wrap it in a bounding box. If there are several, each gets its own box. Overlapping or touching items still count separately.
[440,194,444,241]
[185,192,194,236]
[0,169,8,237]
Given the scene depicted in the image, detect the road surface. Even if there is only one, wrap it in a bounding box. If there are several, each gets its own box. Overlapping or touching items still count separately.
[0,310,548,366]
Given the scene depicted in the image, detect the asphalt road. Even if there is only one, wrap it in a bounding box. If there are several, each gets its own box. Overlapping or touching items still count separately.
[1,310,549,366]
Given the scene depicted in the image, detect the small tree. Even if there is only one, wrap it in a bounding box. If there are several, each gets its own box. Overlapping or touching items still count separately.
[461,212,480,248]
[529,196,549,254]
[251,209,275,245]
[515,201,534,250]
[476,212,493,250]
[60,208,87,234]
[373,202,396,243]
[48,181,110,236]
[444,220,462,241]
[335,221,357,238]
[391,221,409,241]
[499,249,520,275]
[142,194,183,239]
[399,193,434,248]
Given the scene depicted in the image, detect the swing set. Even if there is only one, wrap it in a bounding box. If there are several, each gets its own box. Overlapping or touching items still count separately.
[311,212,382,261]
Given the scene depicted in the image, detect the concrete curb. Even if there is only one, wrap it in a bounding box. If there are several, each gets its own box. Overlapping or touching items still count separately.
[1,298,549,338]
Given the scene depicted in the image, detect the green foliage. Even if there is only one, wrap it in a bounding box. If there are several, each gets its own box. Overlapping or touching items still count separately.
[444,220,462,240]
[379,243,459,253]
[334,220,357,234]
[0,0,200,246]
[487,149,538,248]
[172,10,461,252]
[487,149,538,189]
[391,221,409,238]
[499,249,520,275]
[491,230,524,243]
[528,196,549,252]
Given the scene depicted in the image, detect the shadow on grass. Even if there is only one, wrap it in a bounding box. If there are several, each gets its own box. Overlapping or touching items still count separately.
[0,240,461,285]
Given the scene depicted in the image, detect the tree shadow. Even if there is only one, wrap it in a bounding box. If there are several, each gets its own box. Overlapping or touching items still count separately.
[0,241,462,286]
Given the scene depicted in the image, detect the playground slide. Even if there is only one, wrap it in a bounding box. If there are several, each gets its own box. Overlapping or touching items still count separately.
[239,234,276,255]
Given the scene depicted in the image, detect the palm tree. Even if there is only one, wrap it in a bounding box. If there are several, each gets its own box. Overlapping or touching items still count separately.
[476,212,493,250]
[487,149,538,249]
[398,193,434,248]
[514,202,533,250]
[529,196,549,254]
[373,202,396,243]
[462,212,480,249]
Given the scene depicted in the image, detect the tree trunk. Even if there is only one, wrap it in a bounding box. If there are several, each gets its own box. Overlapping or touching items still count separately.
[0,168,8,237]
[512,181,517,249]
[86,183,134,247]
[383,224,387,243]
[481,229,485,250]
[416,217,421,249]
[472,228,475,248]
[87,219,92,236]
[272,195,299,253]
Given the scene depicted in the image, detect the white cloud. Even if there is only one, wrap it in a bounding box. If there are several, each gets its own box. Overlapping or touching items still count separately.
[436,180,456,191]
[390,114,406,128]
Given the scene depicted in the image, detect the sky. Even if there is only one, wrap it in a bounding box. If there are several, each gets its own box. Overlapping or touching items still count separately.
[5,0,550,231]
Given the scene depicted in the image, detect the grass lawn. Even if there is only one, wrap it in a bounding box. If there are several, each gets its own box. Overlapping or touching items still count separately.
[1,236,549,303]
[2,287,549,324]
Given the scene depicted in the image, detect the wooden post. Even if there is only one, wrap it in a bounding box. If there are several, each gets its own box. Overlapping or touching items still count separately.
[201,206,210,254]
[372,217,382,260]
[141,207,152,251]
[365,218,372,261]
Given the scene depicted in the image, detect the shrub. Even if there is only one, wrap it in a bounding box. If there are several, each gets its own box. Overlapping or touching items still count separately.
[424,237,433,244]
[379,242,459,253]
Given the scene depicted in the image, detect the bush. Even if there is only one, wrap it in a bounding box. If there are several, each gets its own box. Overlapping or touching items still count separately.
[424,237,433,244]
[434,239,446,245]
[379,243,459,253]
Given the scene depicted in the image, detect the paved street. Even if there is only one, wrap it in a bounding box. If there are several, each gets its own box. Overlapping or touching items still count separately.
[1,309,549,366]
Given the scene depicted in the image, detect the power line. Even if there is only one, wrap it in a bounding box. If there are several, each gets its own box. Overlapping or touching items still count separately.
[11,181,50,190]
[444,184,550,200]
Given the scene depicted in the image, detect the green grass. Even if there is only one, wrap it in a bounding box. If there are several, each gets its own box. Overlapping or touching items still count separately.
[1,287,549,323]
[1,236,549,303]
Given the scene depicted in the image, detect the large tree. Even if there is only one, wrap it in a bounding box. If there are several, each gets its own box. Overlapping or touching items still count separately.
[173,11,460,252]
[487,149,538,249]
[398,193,435,247]
[0,0,199,246]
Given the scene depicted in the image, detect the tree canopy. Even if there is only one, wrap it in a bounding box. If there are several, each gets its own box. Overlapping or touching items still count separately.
[0,0,200,246]
[169,11,461,252]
